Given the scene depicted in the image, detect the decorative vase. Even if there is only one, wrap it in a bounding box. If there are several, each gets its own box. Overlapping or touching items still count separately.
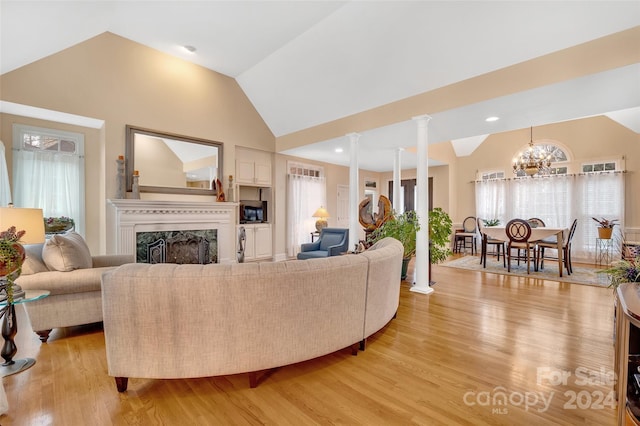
[598,227,613,239]
[401,257,410,280]
[0,244,24,277]
[115,156,125,199]
[132,174,140,199]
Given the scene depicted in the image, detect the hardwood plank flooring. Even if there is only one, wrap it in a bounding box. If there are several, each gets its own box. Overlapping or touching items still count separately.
[0,257,617,425]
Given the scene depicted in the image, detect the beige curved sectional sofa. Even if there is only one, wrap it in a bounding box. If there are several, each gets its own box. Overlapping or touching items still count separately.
[101,237,403,392]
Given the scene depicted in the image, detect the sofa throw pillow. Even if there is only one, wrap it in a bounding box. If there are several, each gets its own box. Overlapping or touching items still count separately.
[42,231,93,272]
[21,244,49,275]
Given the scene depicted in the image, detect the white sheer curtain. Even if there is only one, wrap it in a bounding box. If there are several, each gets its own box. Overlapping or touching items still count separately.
[509,175,573,227]
[475,172,624,261]
[287,174,326,257]
[475,179,508,224]
[574,172,625,259]
[0,143,11,206]
[13,150,84,234]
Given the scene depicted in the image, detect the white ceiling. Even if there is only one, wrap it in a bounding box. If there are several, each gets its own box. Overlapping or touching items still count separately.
[1,1,639,172]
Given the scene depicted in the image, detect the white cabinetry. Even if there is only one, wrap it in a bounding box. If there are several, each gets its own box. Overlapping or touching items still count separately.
[236,148,272,186]
[238,224,272,261]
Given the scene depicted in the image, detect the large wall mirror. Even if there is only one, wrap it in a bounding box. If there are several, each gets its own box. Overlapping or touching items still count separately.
[125,125,223,196]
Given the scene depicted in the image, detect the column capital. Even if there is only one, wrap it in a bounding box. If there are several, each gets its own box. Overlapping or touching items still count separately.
[412,114,432,125]
[346,132,361,141]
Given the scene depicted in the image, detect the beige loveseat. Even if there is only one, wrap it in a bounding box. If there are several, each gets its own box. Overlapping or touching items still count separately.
[102,237,403,392]
[16,233,133,342]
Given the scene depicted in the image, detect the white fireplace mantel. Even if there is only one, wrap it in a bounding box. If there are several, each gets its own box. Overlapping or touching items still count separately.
[107,199,238,264]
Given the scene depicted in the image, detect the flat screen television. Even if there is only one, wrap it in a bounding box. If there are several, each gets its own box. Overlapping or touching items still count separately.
[239,200,268,224]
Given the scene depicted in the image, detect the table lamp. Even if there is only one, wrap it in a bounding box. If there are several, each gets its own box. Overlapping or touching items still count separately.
[312,206,330,233]
[0,207,46,245]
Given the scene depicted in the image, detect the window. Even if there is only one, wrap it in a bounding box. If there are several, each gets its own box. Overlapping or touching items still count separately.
[513,143,568,178]
[286,161,326,257]
[480,171,505,180]
[12,124,85,235]
[475,171,624,261]
[582,161,617,173]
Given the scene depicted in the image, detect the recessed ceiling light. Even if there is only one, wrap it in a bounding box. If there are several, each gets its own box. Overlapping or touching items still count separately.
[182,45,197,54]
[485,116,500,122]
[335,147,343,153]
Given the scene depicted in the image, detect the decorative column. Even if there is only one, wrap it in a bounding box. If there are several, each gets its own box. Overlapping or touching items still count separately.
[411,115,433,295]
[393,148,403,212]
[348,133,360,252]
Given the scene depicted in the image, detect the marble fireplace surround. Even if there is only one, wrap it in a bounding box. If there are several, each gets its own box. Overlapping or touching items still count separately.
[107,199,237,264]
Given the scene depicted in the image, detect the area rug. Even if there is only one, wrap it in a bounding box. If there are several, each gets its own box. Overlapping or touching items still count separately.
[440,255,611,288]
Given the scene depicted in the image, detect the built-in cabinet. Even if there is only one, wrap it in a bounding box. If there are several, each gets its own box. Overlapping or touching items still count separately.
[235,147,274,262]
[236,147,272,186]
[238,223,272,261]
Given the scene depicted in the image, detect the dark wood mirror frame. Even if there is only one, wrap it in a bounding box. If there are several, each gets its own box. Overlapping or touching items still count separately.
[125,125,224,196]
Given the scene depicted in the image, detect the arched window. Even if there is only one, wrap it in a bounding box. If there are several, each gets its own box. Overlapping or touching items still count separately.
[513,142,569,177]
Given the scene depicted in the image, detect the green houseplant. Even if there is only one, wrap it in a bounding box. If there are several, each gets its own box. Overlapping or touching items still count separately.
[369,208,453,279]
[429,207,453,265]
[592,217,618,239]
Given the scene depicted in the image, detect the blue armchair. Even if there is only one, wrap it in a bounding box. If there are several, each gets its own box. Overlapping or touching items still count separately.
[297,228,349,260]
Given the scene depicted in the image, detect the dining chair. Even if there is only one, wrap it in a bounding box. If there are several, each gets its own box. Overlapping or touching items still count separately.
[527,217,546,228]
[505,219,536,274]
[477,218,505,268]
[538,219,578,275]
[454,216,477,255]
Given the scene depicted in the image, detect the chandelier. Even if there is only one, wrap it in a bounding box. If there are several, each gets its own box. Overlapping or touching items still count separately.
[512,127,552,176]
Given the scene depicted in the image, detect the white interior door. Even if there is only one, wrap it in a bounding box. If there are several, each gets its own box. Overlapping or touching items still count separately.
[337,184,349,228]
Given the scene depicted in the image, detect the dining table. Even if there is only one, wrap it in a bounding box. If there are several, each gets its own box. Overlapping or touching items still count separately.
[482,226,567,277]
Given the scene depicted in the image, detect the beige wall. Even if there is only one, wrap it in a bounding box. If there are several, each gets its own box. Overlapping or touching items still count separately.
[0,32,274,252]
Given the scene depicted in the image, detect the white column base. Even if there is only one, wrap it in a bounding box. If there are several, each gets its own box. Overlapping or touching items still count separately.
[410,283,434,295]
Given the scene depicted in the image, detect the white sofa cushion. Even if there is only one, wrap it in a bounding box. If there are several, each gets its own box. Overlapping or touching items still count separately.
[42,231,92,272]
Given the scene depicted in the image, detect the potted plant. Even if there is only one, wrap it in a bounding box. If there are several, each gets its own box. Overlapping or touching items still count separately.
[599,256,640,289]
[369,208,453,280]
[0,226,27,304]
[369,210,419,279]
[592,217,618,239]
[482,218,500,227]
[429,207,453,265]
[44,216,75,234]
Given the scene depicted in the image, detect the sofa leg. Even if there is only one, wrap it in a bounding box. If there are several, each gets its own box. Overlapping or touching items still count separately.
[36,330,52,343]
[249,372,258,388]
[359,339,366,351]
[351,343,359,356]
[115,377,128,392]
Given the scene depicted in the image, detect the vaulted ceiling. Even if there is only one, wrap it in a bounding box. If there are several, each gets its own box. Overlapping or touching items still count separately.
[1,1,639,172]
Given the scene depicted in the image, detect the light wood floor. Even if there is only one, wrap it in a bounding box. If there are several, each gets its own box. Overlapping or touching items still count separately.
[0,256,617,425]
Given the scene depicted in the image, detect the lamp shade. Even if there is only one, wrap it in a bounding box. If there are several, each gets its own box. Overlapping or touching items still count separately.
[0,207,45,244]
[312,207,330,219]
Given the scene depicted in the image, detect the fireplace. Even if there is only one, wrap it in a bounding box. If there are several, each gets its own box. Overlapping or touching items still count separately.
[107,199,236,264]
[136,229,217,264]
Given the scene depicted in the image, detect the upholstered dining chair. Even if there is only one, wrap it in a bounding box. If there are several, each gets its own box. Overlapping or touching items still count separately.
[527,217,546,228]
[538,219,578,275]
[505,219,536,274]
[454,216,477,255]
[477,218,505,268]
